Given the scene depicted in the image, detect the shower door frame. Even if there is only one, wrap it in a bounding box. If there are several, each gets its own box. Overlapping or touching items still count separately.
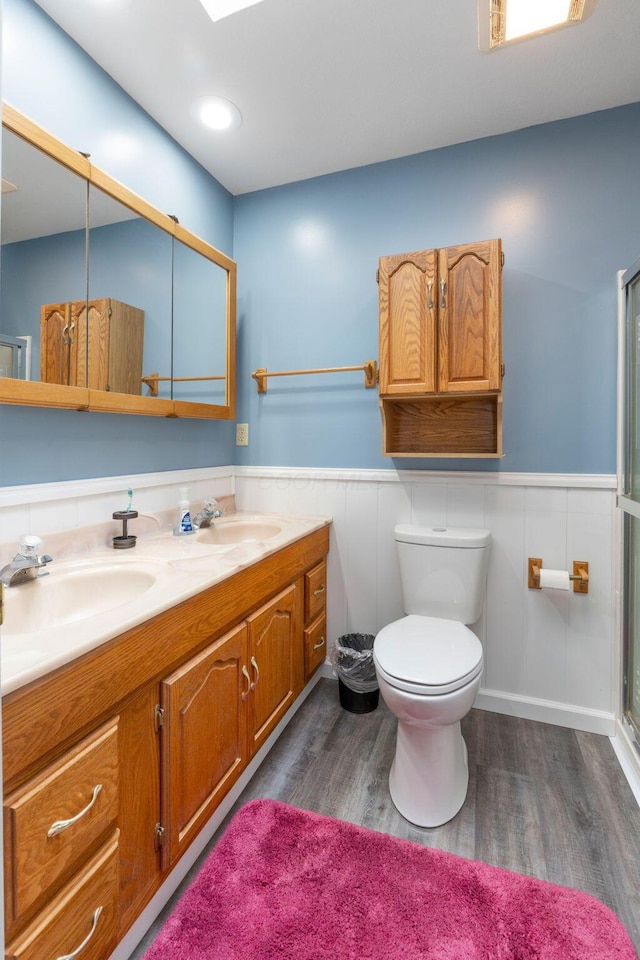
[619,255,640,754]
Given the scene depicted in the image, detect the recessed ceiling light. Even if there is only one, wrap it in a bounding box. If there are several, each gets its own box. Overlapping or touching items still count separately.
[193,96,242,132]
[480,0,595,50]
[197,0,265,24]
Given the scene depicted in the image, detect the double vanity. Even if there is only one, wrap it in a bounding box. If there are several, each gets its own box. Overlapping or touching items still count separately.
[1,511,330,959]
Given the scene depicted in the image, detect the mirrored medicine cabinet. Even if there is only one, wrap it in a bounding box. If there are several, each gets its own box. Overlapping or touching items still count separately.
[0,103,236,419]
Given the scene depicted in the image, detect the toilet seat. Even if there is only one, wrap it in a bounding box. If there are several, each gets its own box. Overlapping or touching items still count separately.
[374,615,483,696]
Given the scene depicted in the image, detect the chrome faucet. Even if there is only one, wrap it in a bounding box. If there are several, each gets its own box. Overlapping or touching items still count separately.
[193,498,223,529]
[0,536,53,587]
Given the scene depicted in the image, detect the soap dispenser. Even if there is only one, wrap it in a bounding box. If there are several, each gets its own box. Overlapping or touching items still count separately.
[174,487,195,536]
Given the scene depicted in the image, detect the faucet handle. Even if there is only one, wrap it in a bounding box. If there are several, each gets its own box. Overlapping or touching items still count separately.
[19,535,43,558]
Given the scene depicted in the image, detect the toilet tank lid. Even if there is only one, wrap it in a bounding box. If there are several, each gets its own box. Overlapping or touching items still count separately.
[394,524,491,548]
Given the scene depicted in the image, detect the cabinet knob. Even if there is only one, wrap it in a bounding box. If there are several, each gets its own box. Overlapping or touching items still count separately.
[313,636,326,650]
[313,585,325,596]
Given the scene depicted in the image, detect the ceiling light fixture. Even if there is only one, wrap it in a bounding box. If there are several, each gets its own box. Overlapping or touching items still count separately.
[193,96,242,132]
[480,0,595,50]
[197,0,265,24]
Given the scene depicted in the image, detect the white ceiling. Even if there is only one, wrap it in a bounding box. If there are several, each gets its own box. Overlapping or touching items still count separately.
[32,0,640,196]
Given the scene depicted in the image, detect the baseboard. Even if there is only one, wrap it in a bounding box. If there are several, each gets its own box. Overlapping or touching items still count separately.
[474,688,616,736]
[610,719,640,808]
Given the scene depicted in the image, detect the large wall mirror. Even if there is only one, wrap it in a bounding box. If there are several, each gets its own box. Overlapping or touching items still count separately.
[0,104,236,419]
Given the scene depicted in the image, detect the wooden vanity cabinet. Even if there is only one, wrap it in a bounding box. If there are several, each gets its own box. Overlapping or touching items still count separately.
[40,298,144,394]
[378,238,503,457]
[2,525,329,959]
[161,582,304,869]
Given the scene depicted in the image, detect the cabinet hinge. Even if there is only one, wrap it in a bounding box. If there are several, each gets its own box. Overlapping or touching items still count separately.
[154,704,165,732]
[376,268,380,285]
[0,582,4,626]
[154,823,165,850]
[501,251,505,269]
[501,363,506,379]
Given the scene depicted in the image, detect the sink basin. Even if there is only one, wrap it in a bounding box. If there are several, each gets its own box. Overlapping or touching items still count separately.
[2,559,172,635]
[196,519,282,545]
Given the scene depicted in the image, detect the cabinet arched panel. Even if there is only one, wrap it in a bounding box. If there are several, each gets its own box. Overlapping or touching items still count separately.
[438,240,502,393]
[378,250,436,395]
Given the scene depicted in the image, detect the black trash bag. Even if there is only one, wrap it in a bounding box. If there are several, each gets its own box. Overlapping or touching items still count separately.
[332,633,378,694]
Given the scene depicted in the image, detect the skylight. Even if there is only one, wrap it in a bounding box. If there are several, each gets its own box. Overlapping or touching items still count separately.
[198,0,266,23]
[484,0,594,49]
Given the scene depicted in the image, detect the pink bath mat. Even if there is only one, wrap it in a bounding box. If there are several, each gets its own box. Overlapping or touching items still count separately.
[143,798,637,959]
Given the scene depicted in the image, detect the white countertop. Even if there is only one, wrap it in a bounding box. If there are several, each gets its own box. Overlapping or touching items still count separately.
[1,512,331,698]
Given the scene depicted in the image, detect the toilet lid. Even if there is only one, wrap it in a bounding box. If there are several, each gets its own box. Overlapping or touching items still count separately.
[374,615,483,694]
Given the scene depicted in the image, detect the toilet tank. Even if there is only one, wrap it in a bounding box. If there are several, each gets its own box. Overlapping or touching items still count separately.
[394,524,491,624]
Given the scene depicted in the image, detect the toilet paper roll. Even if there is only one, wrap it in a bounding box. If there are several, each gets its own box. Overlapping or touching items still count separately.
[538,568,571,591]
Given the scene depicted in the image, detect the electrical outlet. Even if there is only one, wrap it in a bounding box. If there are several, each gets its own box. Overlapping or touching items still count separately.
[236,422,249,446]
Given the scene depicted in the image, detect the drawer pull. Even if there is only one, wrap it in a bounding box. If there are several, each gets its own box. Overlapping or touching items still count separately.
[313,585,325,596]
[47,784,103,838]
[250,656,260,689]
[241,665,252,700]
[313,636,326,650]
[56,905,103,960]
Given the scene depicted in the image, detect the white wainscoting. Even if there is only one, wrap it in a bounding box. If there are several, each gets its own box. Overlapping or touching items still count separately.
[0,466,236,546]
[235,467,618,735]
[0,465,619,735]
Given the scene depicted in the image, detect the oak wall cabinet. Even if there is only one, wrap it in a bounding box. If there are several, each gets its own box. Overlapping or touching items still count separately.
[40,299,144,395]
[378,238,503,457]
[2,526,329,960]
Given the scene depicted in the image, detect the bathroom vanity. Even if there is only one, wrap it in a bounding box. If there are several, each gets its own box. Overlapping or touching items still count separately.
[1,516,329,959]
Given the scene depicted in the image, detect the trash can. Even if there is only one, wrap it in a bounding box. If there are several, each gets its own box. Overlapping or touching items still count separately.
[333,633,379,714]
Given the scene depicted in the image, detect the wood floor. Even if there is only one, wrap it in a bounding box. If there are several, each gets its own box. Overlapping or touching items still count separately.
[131,679,640,957]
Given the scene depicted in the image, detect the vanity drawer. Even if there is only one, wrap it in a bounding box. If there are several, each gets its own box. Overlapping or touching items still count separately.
[4,719,119,925]
[304,613,327,680]
[304,560,327,624]
[6,833,119,960]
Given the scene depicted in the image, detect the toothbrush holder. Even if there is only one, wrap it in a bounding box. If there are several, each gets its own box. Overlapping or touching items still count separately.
[112,510,138,549]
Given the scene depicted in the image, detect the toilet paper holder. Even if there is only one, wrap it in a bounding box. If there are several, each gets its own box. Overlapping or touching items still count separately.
[528,558,589,594]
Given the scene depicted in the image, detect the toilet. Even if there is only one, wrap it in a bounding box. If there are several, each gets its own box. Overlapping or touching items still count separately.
[373,524,490,828]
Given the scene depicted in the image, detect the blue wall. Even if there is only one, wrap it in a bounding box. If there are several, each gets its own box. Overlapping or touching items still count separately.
[0,0,236,485]
[2,0,639,482]
[234,103,640,473]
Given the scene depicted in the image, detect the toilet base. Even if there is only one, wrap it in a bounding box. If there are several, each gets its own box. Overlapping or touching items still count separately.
[388,719,469,828]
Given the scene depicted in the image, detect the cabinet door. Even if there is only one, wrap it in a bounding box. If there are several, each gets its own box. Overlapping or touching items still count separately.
[40,303,71,384]
[437,239,502,393]
[378,249,437,396]
[160,624,248,869]
[85,298,109,391]
[247,582,303,756]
